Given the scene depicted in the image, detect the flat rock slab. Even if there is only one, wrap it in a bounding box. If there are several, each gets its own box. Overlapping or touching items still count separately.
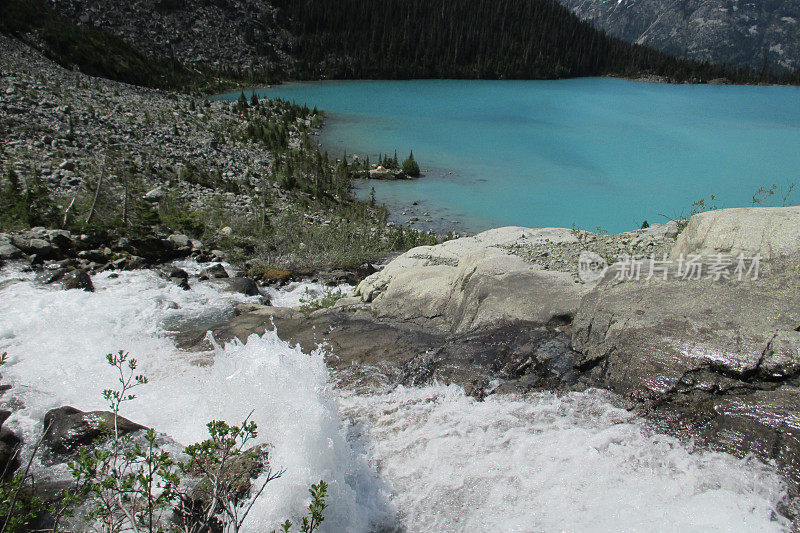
[176,303,578,396]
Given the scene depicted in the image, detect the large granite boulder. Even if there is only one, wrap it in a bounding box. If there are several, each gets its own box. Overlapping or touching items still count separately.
[572,206,800,491]
[356,227,593,334]
[672,205,800,260]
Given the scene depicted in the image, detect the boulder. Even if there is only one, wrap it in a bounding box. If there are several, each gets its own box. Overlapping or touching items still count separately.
[0,244,22,260]
[199,263,229,279]
[61,269,94,292]
[672,206,800,260]
[43,406,147,455]
[223,277,260,297]
[143,187,164,202]
[572,225,800,490]
[45,229,72,250]
[167,233,191,248]
[24,238,53,257]
[356,227,592,334]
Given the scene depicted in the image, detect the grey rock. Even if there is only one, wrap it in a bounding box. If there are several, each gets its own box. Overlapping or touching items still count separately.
[223,277,259,296]
[200,263,229,279]
[672,206,800,261]
[61,269,94,291]
[25,238,53,257]
[571,255,800,490]
[356,227,593,334]
[167,233,191,248]
[0,244,22,260]
[43,406,147,456]
[143,187,164,202]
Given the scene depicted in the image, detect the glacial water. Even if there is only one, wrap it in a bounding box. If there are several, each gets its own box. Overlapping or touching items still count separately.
[237,79,800,233]
[0,261,790,531]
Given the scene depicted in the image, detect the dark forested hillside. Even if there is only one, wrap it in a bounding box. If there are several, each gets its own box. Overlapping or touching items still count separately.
[4,0,796,88]
[272,0,755,81]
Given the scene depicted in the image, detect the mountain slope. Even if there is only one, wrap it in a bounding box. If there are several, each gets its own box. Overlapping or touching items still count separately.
[32,0,764,86]
[557,0,800,72]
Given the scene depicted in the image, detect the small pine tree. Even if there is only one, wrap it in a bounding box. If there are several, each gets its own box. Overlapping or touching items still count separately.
[402,151,420,177]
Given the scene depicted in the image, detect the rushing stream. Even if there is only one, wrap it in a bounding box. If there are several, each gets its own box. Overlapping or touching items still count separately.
[0,261,789,531]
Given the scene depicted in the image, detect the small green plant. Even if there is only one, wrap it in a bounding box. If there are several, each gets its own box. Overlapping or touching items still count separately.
[277,480,327,533]
[752,182,796,207]
[67,351,183,532]
[177,414,283,533]
[298,287,347,314]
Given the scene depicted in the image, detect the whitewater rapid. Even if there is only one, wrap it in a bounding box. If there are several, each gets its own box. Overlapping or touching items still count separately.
[0,261,789,531]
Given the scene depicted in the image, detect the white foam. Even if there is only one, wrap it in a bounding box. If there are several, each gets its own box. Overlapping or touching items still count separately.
[0,265,388,531]
[340,385,789,532]
[264,281,353,308]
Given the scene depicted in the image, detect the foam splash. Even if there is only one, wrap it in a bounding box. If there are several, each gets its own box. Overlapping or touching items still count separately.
[264,281,353,309]
[340,385,789,532]
[0,263,389,531]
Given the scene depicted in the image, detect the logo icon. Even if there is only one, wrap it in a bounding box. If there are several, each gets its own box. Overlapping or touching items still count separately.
[578,251,608,283]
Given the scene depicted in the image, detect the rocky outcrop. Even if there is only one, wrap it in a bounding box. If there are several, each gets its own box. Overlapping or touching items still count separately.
[672,205,800,260]
[572,206,800,493]
[558,0,800,72]
[356,227,594,334]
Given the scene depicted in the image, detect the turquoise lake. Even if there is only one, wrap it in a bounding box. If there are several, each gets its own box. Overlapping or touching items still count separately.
[226,79,800,233]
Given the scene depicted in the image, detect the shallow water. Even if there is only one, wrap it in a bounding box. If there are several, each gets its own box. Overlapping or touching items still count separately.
[0,262,789,531]
[225,79,800,233]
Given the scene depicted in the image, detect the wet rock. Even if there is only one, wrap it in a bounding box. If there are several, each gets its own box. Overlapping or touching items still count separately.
[168,267,189,280]
[61,269,94,291]
[571,252,800,491]
[36,266,69,284]
[223,277,259,296]
[171,276,191,290]
[200,263,229,279]
[43,406,147,456]
[0,410,21,479]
